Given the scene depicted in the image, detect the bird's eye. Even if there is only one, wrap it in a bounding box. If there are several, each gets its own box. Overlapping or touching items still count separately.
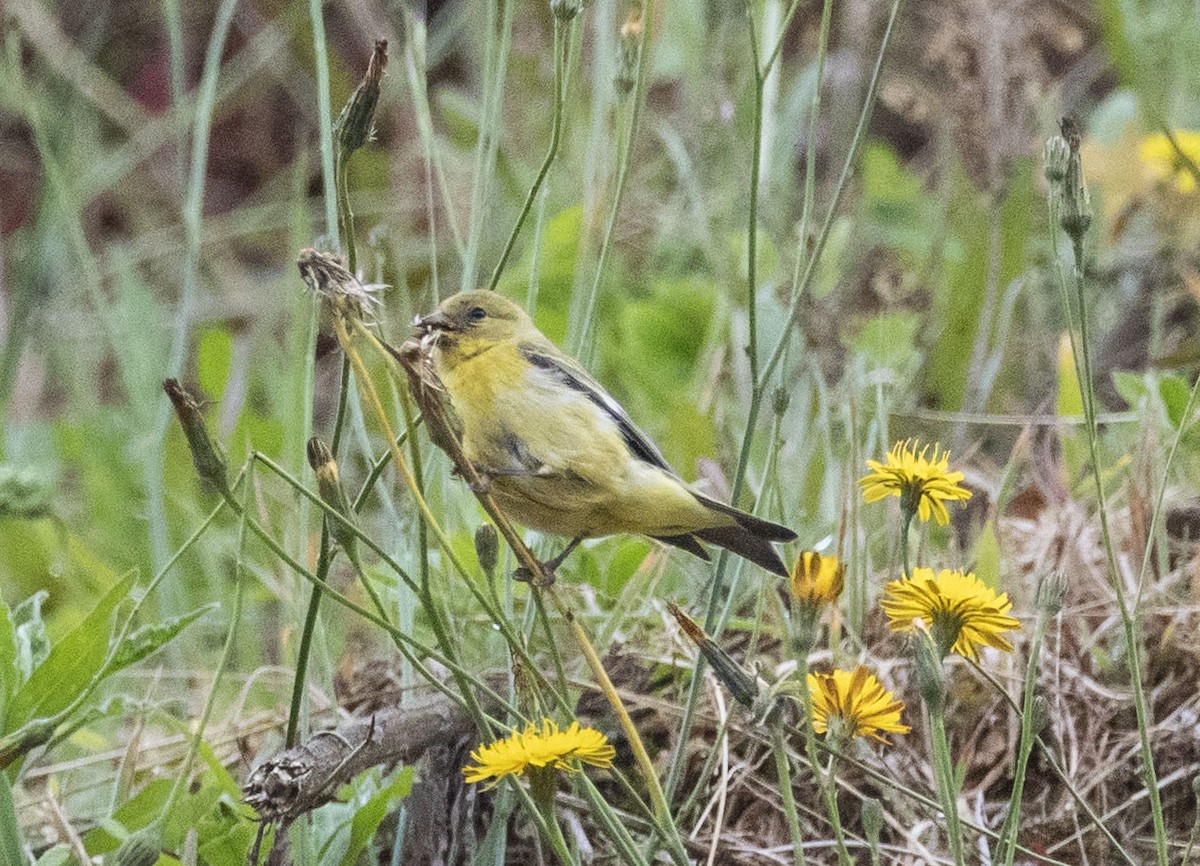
[469,306,487,321]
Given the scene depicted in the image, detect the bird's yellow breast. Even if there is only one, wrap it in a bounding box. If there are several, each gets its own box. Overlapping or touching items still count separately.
[431,334,729,539]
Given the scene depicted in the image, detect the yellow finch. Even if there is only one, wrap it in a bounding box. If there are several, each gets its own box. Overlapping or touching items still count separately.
[415,291,796,576]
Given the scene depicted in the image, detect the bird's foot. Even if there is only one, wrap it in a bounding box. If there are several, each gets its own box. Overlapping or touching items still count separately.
[452,463,493,493]
[512,562,556,587]
[511,536,582,586]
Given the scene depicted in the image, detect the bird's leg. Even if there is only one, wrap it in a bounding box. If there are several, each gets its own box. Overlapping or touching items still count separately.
[513,536,583,587]
[543,536,583,573]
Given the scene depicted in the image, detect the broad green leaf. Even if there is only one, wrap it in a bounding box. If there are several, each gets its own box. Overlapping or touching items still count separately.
[924,157,1037,412]
[83,779,172,853]
[107,604,217,673]
[8,569,137,729]
[1159,374,1191,430]
[339,766,414,866]
[197,328,234,399]
[196,820,259,866]
[0,771,24,866]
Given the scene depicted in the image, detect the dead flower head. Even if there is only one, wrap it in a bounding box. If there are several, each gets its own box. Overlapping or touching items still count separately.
[297,248,385,324]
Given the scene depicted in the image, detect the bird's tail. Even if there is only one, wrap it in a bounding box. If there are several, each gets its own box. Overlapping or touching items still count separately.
[685,494,798,577]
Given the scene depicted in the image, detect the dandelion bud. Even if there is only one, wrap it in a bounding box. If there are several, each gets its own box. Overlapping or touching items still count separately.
[790,551,845,606]
[336,40,388,155]
[550,0,581,21]
[772,386,790,417]
[912,622,945,711]
[1036,570,1066,616]
[1058,117,1092,243]
[614,8,643,97]
[668,602,759,708]
[307,437,358,558]
[475,524,499,575]
[163,379,229,497]
[861,796,884,851]
[1042,135,1070,186]
[790,551,844,654]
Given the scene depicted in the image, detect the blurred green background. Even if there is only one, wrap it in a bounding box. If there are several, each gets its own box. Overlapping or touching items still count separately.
[4,0,1200,859]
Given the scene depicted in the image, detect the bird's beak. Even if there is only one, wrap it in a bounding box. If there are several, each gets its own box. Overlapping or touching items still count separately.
[414,310,454,334]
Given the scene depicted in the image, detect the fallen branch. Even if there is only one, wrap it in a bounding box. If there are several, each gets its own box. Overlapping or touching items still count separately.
[243,695,473,824]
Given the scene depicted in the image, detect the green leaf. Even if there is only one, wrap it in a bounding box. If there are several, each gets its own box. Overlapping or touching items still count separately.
[12,592,49,681]
[197,328,233,399]
[83,779,172,854]
[1158,374,1191,430]
[1057,334,1087,478]
[0,771,24,866]
[107,604,217,673]
[972,522,1001,591]
[339,766,414,866]
[496,206,582,344]
[846,312,921,378]
[0,602,17,729]
[34,844,71,866]
[7,569,137,729]
[1110,370,1148,410]
[1057,336,1086,417]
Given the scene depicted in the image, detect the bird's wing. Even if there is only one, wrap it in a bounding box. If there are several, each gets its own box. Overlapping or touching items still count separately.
[518,342,676,475]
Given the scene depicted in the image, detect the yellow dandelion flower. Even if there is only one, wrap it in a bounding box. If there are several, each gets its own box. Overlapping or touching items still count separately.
[1138,130,1200,193]
[790,551,845,605]
[859,439,971,525]
[808,665,910,744]
[462,719,615,787]
[881,567,1021,660]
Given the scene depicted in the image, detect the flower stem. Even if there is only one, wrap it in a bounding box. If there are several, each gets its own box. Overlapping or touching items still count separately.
[573,0,654,363]
[665,0,902,805]
[1051,181,1168,866]
[529,768,577,865]
[928,700,965,865]
[285,357,350,748]
[999,604,1051,865]
[771,725,807,866]
[163,460,252,820]
[489,16,572,290]
[823,752,852,866]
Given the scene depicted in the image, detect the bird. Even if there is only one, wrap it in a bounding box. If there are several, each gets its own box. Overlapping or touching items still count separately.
[413,290,797,577]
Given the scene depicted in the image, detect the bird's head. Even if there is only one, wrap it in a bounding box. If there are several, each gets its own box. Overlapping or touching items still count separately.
[414,291,534,367]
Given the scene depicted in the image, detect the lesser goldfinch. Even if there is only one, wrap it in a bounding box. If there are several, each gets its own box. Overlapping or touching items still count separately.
[415,291,796,576]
